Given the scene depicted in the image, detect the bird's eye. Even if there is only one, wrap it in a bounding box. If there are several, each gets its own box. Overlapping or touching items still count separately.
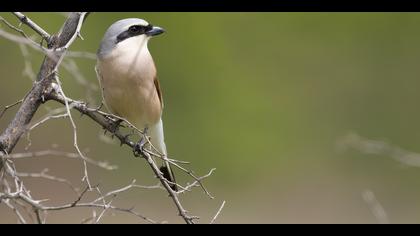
[129,25,142,33]
[146,24,153,31]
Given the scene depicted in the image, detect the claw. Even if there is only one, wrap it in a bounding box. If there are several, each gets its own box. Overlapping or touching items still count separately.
[133,127,149,157]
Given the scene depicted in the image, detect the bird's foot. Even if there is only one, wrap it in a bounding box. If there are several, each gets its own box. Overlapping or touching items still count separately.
[133,137,147,158]
[133,127,149,158]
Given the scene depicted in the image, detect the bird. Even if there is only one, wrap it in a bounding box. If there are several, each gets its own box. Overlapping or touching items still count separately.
[96,18,177,191]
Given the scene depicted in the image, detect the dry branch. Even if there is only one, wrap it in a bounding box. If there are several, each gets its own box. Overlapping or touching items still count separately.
[12,12,50,40]
[0,12,87,159]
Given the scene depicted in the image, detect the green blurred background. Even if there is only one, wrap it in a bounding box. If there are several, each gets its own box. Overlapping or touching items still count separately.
[1,12,420,223]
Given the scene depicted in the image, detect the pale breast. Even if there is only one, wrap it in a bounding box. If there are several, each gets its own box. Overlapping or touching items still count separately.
[96,44,162,129]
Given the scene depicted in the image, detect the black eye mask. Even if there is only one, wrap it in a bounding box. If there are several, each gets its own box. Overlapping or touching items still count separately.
[116,24,153,44]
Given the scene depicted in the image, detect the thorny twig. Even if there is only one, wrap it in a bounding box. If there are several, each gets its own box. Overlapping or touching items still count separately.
[141,150,198,224]
[50,92,218,224]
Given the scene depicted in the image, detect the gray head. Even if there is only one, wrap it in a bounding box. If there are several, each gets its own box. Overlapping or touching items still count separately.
[97,18,164,59]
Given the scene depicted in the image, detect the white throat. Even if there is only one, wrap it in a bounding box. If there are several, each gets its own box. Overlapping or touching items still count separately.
[107,35,155,78]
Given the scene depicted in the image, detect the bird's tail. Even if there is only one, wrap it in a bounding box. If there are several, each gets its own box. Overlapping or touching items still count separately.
[160,162,177,191]
[150,119,177,191]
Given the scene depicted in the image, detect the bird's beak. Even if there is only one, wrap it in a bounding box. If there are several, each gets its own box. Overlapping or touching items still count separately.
[146,26,165,36]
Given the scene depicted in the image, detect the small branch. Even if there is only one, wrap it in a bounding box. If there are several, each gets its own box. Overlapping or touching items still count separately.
[5,149,117,171]
[177,168,216,194]
[0,100,23,119]
[142,151,198,224]
[0,188,157,224]
[94,197,115,224]
[12,12,51,41]
[29,113,69,131]
[0,17,41,46]
[92,180,137,204]
[210,201,226,224]
[18,44,36,81]
[157,155,214,199]
[34,209,42,224]
[66,51,96,60]
[52,12,88,71]
[362,190,389,224]
[15,168,77,193]
[3,200,27,224]
[55,75,92,189]
[0,18,55,60]
[337,132,420,167]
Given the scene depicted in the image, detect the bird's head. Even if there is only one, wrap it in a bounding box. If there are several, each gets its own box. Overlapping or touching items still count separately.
[98,18,165,58]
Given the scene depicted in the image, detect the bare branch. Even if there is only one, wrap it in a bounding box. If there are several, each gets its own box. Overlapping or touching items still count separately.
[0,100,23,119]
[94,197,115,224]
[0,18,55,60]
[0,16,46,48]
[177,168,216,194]
[18,44,36,81]
[156,155,214,199]
[92,180,137,204]
[337,132,420,168]
[34,209,43,224]
[15,168,77,193]
[66,51,96,60]
[29,113,69,131]
[362,190,389,224]
[12,12,51,41]
[0,183,158,224]
[3,199,27,224]
[61,58,98,104]
[210,201,226,224]
[0,11,88,158]
[5,149,117,170]
[55,75,92,189]
[142,151,198,224]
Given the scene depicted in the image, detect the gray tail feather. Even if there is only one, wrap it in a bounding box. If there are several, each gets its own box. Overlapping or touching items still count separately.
[160,162,177,191]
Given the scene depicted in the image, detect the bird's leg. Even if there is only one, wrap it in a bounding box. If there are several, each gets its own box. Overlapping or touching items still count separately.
[133,127,149,158]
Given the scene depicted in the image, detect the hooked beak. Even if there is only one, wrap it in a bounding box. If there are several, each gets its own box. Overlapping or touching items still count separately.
[146,26,165,36]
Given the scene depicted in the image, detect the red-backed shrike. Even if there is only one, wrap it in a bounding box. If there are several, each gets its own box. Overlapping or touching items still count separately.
[96,18,176,190]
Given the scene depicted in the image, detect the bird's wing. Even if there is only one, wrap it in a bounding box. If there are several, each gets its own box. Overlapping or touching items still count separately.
[154,76,164,109]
